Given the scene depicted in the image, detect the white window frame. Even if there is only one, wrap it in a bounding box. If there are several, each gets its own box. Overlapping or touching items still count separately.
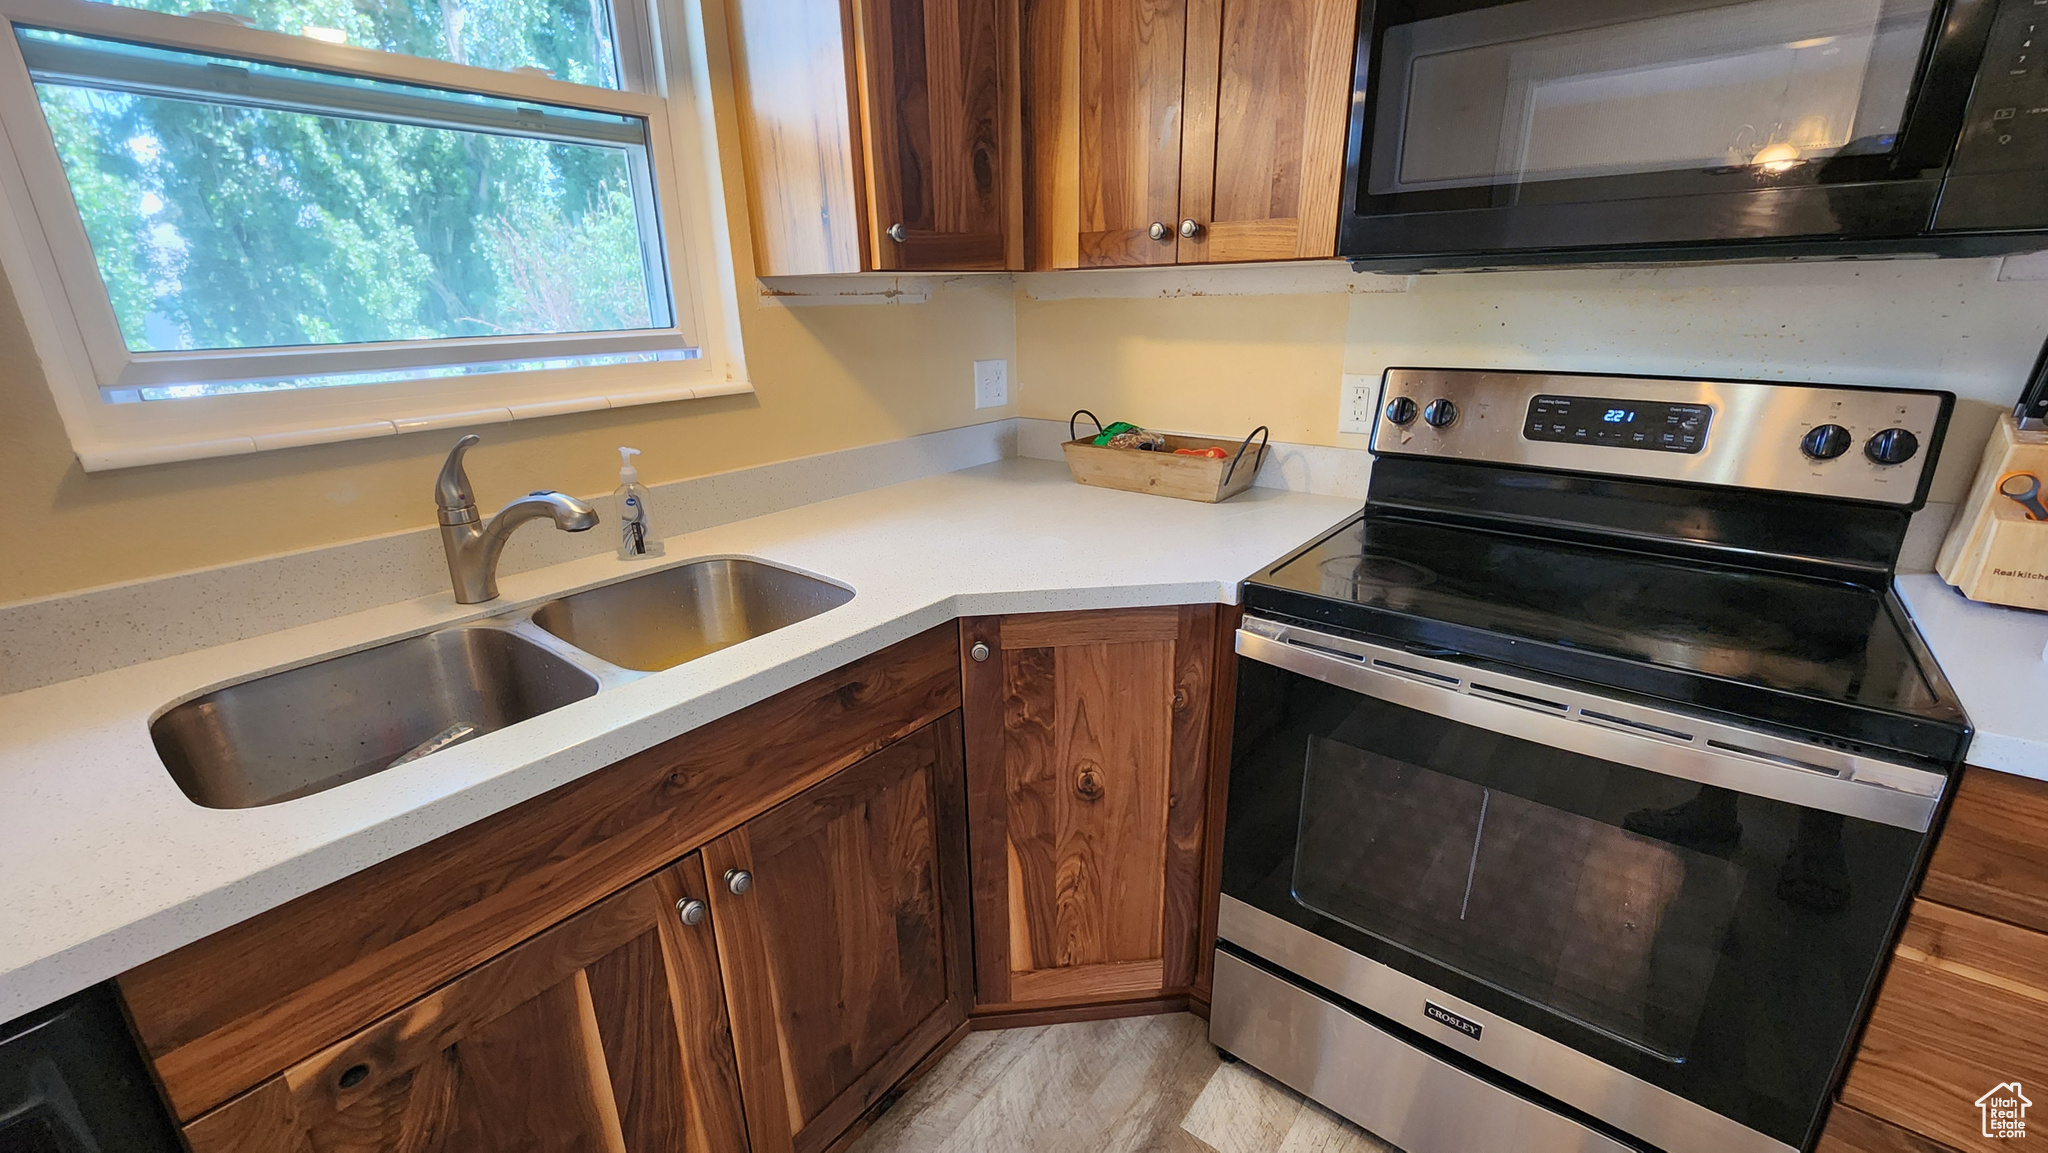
[0,0,748,470]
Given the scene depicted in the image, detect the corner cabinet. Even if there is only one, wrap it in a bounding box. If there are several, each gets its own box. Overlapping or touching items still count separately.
[182,857,747,1153]
[724,0,1023,274]
[959,606,1222,1013]
[1021,0,1355,267]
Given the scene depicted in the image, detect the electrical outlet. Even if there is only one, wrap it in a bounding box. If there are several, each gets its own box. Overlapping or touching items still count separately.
[974,359,1009,409]
[1338,373,1378,435]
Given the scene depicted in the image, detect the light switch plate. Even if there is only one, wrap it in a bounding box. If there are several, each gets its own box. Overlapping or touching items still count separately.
[974,359,1009,409]
[1338,373,1378,435]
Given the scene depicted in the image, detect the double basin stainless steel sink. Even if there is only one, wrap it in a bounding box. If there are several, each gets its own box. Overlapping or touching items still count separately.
[151,559,853,809]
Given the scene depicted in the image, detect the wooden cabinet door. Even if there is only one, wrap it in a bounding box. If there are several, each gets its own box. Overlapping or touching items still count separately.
[960,606,1217,1010]
[725,0,868,275]
[182,856,747,1153]
[1174,0,1354,262]
[1023,0,1187,267]
[854,0,1022,270]
[704,717,972,1153]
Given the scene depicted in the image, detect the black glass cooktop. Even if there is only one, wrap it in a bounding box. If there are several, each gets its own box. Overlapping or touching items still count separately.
[1245,514,1969,763]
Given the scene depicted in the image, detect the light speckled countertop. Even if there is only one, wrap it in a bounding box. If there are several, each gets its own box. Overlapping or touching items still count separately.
[0,459,1356,1020]
[1895,573,2048,780]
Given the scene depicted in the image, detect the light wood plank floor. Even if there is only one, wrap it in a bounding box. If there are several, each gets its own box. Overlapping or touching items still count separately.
[849,1013,1397,1153]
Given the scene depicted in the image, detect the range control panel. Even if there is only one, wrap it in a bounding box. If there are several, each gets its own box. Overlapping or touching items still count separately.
[1524,395,1712,454]
[1373,369,1952,506]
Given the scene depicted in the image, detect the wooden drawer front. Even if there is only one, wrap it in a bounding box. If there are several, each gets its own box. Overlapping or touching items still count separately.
[121,622,961,1122]
[1839,898,2048,1149]
[1817,1102,1960,1153]
[1922,768,2048,935]
[183,856,747,1153]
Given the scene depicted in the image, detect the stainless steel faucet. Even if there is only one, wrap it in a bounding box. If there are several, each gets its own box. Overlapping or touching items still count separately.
[435,434,599,604]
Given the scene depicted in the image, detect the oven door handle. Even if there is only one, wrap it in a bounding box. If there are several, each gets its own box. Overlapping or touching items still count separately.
[1235,622,1946,832]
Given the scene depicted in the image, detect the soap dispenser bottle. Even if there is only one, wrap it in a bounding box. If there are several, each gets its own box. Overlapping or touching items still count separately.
[614,447,663,560]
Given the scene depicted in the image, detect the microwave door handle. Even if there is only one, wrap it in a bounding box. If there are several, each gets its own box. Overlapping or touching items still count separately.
[1893,0,1999,173]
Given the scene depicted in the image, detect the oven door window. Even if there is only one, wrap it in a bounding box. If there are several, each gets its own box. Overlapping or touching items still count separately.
[1364,0,1941,208]
[1295,736,1747,1062]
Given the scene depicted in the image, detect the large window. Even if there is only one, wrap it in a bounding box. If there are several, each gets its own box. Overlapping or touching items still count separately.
[0,0,737,468]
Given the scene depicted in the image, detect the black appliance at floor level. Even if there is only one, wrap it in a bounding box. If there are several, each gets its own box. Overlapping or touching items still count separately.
[1213,368,1969,1153]
[0,983,182,1153]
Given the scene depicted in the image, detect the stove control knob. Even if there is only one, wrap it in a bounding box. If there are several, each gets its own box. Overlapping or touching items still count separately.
[1800,424,1852,461]
[1422,399,1458,429]
[1384,396,1418,426]
[1865,427,1920,466]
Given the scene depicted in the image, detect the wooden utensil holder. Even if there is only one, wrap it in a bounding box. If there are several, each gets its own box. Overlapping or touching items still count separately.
[1937,413,2048,611]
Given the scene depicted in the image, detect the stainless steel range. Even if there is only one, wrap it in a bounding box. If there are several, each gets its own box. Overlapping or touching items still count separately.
[1212,369,1970,1153]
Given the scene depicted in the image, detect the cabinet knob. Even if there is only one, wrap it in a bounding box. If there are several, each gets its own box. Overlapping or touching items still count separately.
[886,222,908,243]
[970,641,991,662]
[724,868,753,895]
[1180,218,1201,238]
[676,897,707,926]
[1148,221,1169,241]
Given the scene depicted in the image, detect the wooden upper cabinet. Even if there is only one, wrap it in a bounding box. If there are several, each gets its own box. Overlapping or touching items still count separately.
[1024,0,1353,267]
[1024,0,1186,267]
[1920,766,2048,934]
[960,606,1218,1010]
[182,857,748,1153]
[726,0,1022,274]
[856,0,1023,269]
[1174,0,1353,262]
[703,716,973,1153]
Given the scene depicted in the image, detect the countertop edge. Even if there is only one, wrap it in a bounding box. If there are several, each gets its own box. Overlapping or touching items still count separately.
[1894,572,2048,782]
[0,460,1358,1019]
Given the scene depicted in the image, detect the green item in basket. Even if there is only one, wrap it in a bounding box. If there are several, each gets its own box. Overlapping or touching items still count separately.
[1092,421,1142,446]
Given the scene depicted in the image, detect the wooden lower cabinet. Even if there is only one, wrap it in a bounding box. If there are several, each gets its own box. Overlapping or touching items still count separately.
[1919,766,2048,936]
[182,855,747,1153]
[1835,897,2048,1150]
[119,624,967,1153]
[1817,1102,1959,1153]
[705,716,973,1153]
[959,606,1219,1013]
[1824,768,2048,1153]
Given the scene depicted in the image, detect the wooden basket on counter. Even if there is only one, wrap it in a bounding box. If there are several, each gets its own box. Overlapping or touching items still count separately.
[1061,411,1269,503]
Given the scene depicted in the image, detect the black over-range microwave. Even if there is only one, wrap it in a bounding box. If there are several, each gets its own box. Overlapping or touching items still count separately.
[1339,0,2048,268]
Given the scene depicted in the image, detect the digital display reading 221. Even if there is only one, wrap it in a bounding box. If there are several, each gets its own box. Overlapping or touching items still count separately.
[1524,395,1711,454]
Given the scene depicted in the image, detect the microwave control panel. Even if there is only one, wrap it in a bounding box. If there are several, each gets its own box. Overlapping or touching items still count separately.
[1936,0,2048,230]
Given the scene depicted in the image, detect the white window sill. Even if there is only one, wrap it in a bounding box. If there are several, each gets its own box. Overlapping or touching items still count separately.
[73,379,754,471]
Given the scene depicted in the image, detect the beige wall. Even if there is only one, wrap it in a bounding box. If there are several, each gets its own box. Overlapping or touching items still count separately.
[11,184,2048,606]
[0,269,1017,603]
[0,0,1032,606]
[1017,259,2048,505]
